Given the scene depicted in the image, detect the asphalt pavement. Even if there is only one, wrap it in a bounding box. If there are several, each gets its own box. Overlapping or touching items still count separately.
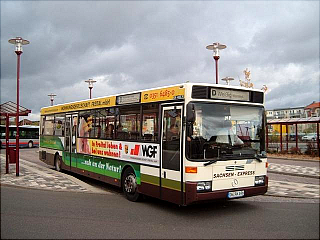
[0,152,319,199]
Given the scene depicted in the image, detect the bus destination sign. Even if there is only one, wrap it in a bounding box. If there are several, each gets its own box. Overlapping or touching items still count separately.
[210,88,250,101]
[116,93,141,105]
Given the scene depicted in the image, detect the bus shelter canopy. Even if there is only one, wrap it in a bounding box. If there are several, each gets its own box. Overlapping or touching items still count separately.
[1,101,31,175]
[0,101,31,118]
[267,117,320,124]
[267,116,320,156]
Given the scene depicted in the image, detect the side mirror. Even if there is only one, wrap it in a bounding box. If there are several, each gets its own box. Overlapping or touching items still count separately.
[186,103,196,123]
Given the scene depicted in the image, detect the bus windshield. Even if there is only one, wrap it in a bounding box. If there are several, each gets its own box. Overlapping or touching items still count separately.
[186,103,266,161]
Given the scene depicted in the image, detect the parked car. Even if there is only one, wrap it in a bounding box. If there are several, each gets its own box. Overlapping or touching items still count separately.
[302,133,318,141]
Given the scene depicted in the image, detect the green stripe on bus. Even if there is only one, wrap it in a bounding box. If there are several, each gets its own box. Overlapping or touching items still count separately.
[162,178,181,191]
[62,153,141,183]
[40,136,64,150]
[141,173,160,186]
[141,174,186,192]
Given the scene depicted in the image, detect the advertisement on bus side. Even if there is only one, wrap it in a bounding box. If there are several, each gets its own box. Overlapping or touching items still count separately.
[77,138,160,166]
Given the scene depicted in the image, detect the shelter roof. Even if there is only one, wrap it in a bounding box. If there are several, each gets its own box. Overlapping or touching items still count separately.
[0,101,31,118]
[267,117,320,124]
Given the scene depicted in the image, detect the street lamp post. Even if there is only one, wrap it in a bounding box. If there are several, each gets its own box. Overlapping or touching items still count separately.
[8,37,30,176]
[85,79,96,99]
[206,42,227,84]
[48,93,57,106]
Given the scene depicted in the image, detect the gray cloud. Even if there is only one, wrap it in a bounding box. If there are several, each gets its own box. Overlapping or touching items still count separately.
[1,1,319,120]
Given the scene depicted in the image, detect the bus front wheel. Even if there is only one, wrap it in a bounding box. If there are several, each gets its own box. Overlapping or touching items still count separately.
[55,154,62,172]
[122,167,141,202]
[28,141,33,148]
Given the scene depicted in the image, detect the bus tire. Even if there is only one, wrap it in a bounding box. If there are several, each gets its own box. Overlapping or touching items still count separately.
[122,167,141,202]
[28,141,33,148]
[54,154,62,172]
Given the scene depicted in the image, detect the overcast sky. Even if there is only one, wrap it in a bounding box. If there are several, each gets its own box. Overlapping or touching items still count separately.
[1,1,319,120]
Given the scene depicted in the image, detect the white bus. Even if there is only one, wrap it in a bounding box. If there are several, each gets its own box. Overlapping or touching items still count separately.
[0,125,39,148]
[39,83,268,205]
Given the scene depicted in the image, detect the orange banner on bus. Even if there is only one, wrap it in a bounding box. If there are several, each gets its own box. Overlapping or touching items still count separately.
[141,86,185,103]
[41,96,116,115]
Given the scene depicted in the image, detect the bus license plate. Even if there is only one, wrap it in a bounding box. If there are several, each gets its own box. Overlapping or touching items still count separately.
[227,190,244,199]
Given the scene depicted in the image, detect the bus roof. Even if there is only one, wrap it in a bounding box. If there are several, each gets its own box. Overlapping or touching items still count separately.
[40,82,264,115]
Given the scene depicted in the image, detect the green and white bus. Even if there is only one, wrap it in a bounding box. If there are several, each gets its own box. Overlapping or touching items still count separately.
[39,83,268,205]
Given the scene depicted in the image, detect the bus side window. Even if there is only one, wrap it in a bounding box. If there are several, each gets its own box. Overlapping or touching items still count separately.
[54,114,65,136]
[43,115,54,135]
[116,106,140,141]
[20,130,26,139]
[142,103,159,142]
[78,111,93,138]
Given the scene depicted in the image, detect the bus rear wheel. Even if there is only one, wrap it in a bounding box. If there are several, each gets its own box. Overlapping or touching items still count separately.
[55,154,62,172]
[28,141,33,148]
[122,167,141,202]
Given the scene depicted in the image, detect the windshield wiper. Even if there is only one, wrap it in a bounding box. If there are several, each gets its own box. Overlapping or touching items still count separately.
[237,153,263,162]
[203,154,263,166]
[203,159,218,166]
[254,155,262,162]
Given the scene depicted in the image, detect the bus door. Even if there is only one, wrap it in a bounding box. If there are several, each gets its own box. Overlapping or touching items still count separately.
[64,115,72,170]
[161,105,183,205]
[65,114,78,170]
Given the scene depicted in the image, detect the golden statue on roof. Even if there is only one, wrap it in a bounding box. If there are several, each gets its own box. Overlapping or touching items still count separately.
[261,85,268,92]
[239,68,268,92]
[239,68,253,88]
[244,68,251,81]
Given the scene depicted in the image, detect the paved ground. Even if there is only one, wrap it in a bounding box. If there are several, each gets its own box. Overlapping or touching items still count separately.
[0,154,319,199]
[268,162,319,178]
[0,155,108,194]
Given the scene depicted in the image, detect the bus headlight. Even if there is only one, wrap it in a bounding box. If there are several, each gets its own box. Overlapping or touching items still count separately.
[197,181,212,192]
[255,176,265,186]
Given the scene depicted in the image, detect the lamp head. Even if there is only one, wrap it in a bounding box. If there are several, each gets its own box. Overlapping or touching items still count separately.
[48,93,57,101]
[206,42,227,57]
[221,76,234,85]
[85,79,97,88]
[8,37,30,53]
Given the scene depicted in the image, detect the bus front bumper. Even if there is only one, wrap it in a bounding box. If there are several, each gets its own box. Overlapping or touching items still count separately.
[185,176,268,205]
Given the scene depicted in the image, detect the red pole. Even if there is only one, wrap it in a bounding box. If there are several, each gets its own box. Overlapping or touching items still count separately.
[89,87,92,99]
[6,114,9,174]
[295,123,298,150]
[16,51,22,176]
[213,56,220,84]
[280,124,283,152]
[286,124,288,152]
[317,122,319,158]
[51,99,53,106]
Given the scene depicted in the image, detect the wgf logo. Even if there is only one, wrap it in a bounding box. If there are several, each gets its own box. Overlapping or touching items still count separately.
[142,145,157,158]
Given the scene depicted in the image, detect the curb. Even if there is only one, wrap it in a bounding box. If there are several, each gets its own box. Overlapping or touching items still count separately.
[268,170,320,179]
[264,193,319,199]
[268,156,320,162]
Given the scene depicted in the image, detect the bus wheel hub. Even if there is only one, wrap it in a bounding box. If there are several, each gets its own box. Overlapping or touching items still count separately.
[124,175,137,193]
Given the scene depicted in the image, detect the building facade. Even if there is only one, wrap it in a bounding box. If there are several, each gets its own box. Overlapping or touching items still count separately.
[305,101,320,117]
[266,106,305,119]
[267,101,320,120]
